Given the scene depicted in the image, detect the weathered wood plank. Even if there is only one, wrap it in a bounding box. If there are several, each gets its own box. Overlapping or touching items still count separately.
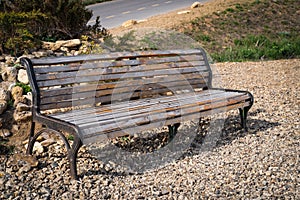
[34,55,204,74]
[51,91,249,127]
[40,73,209,98]
[35,61,207,81]
[31,49,204,65]
[39,83,210,110]
[81,101,251,143]
[75,93,249,129]
[36,66,209,88]
[51,90,225,120]
[40,77,209,105]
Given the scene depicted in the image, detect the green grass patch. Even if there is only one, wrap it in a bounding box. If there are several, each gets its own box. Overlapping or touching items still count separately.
[213,33,300,62]
[179,0,300,62]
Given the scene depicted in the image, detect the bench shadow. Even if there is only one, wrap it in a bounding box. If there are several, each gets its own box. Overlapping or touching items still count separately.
[183,108,280,158]
[82,108,281,178]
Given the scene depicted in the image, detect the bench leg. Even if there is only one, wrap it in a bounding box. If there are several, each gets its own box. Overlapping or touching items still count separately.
[26,121,36,155]
[168,123,180,142]
[68,136,82,180]
[239,107,251,131]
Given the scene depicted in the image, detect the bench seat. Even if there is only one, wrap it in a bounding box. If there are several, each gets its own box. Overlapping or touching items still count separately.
[50,89,251,144]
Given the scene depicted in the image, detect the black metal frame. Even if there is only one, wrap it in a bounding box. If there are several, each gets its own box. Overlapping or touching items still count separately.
[20,49,254,180]
[21,58,83,179]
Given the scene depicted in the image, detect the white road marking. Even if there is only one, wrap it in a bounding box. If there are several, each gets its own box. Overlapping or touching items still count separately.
[137,7,146,11]
[122,11,131,14]
[152,4,160,7]
[106,15,115,19]
[165,1,172,3]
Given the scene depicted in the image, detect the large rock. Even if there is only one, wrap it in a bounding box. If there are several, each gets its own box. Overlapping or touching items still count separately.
[1,66,17,82]
[13,96,27,107]
[5,56,15,65]
[0,88,10,101]
[13,110,31,122]
[0,100,7,115]
[122,20,137,27]
[17,69,29,84]
[191,2,203,9]
[62,39,81,48]
[11,86,23,100]
[42,39,81,51]
[16,102,30,112]
[42,41,56,50]
[24,142,44,154]
[32,50,50,58]
[0,129,12,137]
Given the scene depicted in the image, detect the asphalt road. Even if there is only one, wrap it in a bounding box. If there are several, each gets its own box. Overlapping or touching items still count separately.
[87,0,210,29]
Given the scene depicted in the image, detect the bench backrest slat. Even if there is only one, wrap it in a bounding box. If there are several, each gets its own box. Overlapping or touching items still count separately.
[22,49,212,113]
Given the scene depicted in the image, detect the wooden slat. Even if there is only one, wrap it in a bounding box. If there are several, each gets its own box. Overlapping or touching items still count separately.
[51,90,224,120]
[39,78,210,110]
[82,101,251,144]
[77,96,248,131]
[73,93,249,129]
[84,100,251,141]
[40,73,209,98]
[50,91,249,127]
[35,61,206,81]
[40,77,208,105]
[31,49,204,65]
[34,55,204,74]
[36,66,209,87]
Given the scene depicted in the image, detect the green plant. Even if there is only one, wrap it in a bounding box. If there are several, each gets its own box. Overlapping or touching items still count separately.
[67,134,74,141]
[103,30,137,51]
[0,10,46,55]
[15,82,31,94]
[0,0,109,55]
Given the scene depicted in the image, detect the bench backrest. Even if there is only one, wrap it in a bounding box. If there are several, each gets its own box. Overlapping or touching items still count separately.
[21,49,212,113]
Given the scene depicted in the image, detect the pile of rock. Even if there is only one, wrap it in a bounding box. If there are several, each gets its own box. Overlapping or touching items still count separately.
[0,38,89,139]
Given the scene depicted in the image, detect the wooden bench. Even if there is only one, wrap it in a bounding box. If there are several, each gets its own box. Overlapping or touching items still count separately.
[20,49,253,179]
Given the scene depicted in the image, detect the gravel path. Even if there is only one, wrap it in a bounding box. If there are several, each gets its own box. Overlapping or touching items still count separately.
[0,59,299,199]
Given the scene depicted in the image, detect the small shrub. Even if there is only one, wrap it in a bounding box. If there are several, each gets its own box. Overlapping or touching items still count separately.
[15,82,31,94]
[0,10,46,55]
[0,0,109,56]
[67,134,74,141]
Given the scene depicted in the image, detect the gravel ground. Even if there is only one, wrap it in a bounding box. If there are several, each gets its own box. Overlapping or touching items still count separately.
[0,59,299,199]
